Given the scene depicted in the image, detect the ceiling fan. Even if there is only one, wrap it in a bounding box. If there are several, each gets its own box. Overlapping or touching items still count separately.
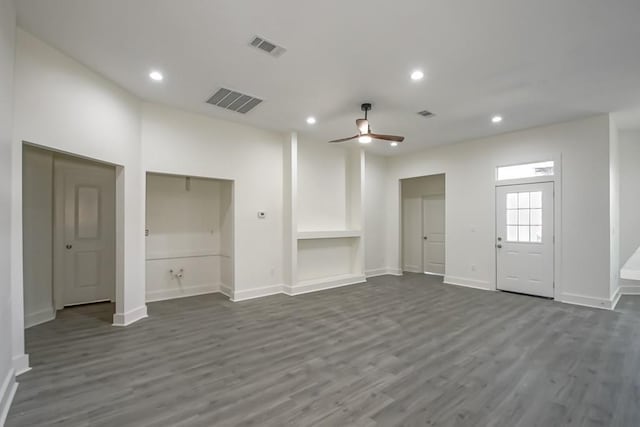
[329,103,405,144]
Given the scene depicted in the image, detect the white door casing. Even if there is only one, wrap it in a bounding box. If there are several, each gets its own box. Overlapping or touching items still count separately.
[422,195,445,275]
[55,158,116,306]
[496,182,554,298]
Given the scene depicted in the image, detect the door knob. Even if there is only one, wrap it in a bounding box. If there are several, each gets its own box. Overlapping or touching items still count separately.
[496,244,502,249]
[423,236,428,240]
[66,244,72,249]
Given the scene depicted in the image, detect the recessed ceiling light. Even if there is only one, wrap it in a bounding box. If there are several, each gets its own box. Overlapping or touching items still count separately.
[358,135,372,144]
[410,70,424,81]
[492,115,503,123]
[149,71,163,81]
[306,116,316,125]
[390,142,398,147]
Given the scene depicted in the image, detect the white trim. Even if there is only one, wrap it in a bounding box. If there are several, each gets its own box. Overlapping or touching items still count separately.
[423,271,445,277]
[559,292,614,310]
[0,369,18,427]
[145,251,224,261]
[365,267,402,278]
[145,283,221,302]
[284,274,366,296]
[24,306,56,328]
[386,268,403,276]
[610,287,622,310]
[231,284,283,302]
[219,284,233,298]
[443,275,492,291]
[297,230,361,239]
[12,354,31,376]
[403,265,422,274]
[112,305,148,326]
[620,285,640,295]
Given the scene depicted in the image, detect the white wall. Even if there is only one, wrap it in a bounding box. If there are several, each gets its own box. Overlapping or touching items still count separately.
[0,0,17,420]
[12,29,146,330]
[619,130,640,290]
[401,175,446,273]
[141,103,285,295]
[364,153,388,275]
[145,173,232,301]
[22,146,54,328]
[386,115,612,305]
[297,139,348,230]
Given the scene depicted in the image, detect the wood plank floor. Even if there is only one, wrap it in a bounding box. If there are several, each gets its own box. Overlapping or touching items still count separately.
[7,274,640,426]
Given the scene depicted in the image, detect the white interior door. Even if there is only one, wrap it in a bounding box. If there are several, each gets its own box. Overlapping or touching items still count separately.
[422,195,445,275]
[496,182,554,298]
[57,158,115,306]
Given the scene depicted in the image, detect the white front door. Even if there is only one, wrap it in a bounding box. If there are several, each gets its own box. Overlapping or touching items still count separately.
[422,195,445,275]
[496,182,554,298]
[57,158,115,306]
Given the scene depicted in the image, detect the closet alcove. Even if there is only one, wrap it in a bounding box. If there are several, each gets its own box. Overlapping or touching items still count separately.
[145,173,234,301]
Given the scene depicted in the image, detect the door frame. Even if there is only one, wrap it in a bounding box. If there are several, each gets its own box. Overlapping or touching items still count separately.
[22,142,123,316]
[492,155,563,300]
[421,193,445,276]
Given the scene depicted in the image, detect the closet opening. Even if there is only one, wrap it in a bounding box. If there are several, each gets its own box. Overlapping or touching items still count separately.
[23,144,118,327]
[400,174,446,277]
[145,173,234,302]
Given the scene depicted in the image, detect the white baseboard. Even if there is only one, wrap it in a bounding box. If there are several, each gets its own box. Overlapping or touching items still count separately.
[13,354,30,376]
[232,284,283,302]
[443,275,491,291]
[403,265,422,274]
[113,305,148,326]
[284,274,366,296]
[610,287,622,310]
[145,283,221,303]
[559,292,613,310]
[220,284,232,298]
[620,285,640,295]
[24,306,56,329]
[365,267,404,278]
[0,368,17,427]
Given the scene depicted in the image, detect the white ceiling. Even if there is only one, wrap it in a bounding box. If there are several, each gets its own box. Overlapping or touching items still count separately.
[15,0,640,155]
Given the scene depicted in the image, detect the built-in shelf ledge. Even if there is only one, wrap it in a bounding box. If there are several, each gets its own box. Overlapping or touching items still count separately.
[297,230,361,240]
[621,247,640,281]
[146,251,227,261]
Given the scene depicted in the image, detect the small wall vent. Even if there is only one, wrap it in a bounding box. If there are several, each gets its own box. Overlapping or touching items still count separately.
[417,110,435,118]
[206,88,263,114]
[249,35,287,58]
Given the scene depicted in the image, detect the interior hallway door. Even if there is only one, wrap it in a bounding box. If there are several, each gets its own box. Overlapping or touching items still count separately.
[56,158,116,306]
[422,195,445,275]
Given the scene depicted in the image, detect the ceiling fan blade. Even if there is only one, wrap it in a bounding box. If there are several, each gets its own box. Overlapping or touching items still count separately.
[368,133,405,142]
[328,135,359,143]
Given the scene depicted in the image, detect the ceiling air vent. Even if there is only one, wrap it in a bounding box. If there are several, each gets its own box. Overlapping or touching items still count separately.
[249,35,287,58]
[206,88,263,114]
[417,110,435,118]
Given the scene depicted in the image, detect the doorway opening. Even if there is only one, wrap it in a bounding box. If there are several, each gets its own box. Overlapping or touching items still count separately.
[145,173,234,302]
[22,144,117,328]
[400,174,446,277]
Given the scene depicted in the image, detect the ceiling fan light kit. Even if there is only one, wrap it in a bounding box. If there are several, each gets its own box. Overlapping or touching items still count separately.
[329,103,405,144]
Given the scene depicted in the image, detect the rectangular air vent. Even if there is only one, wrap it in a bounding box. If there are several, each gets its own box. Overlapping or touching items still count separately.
[417,110,435,118]
[249,35,287,57]
[206,88,263,114]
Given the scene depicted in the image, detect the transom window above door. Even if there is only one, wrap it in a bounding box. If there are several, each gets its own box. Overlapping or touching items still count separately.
[506,191,542,243]
[497,161,554,181]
